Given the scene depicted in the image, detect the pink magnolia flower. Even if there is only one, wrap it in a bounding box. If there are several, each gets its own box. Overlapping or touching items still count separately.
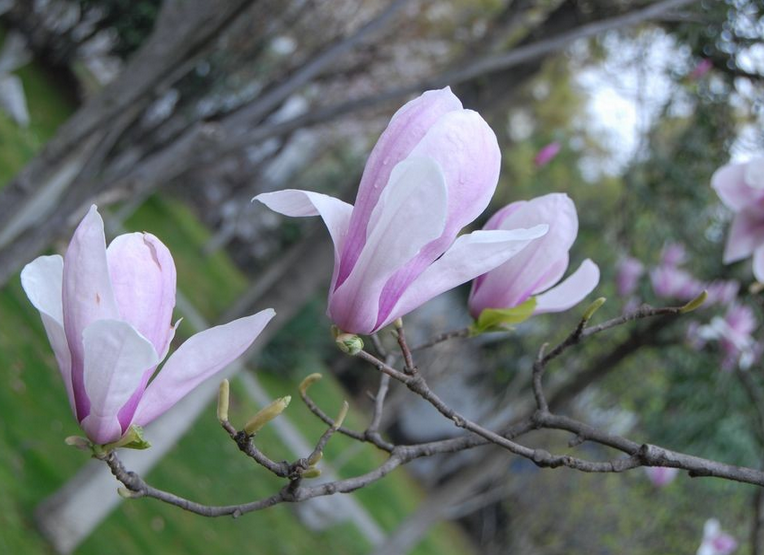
[712,157,764,281]
[255,87,547,334]
[21,206,275,445]
[703,279,739,307]
[694,304,760,371]
[660,242,688,267]
[533,141,561,167]
[615,255,644,297]
[697,519,738,555]
[644,466,678,487]
[649,244,702,301]
[468,193,600,317]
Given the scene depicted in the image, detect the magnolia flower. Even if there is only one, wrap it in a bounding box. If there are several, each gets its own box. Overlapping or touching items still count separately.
[703,279,739,307]
[650,243,703,301]
[697,519,738,555]
[712,157,764,281]
[468,193,600,318]
[615,255,644,297]
[694,304,759,371]
[644,466,678,487]
[533,141,561,167]
[21,206,275,445]
[255,87,547,334]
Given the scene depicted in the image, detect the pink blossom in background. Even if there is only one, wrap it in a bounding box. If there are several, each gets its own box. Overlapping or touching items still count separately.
[256,87,547,334]
[697,519,738,555]
[644,466,679,487]
[533,141,561,167]
[711,156,764,282]
[615,255,644,297]
[689,58,713,80]
[694,304,760,371]
[703,279,740,307]
[660,242,688,267]
[468,193,600,317]
[21,206,275,444]
[649,263,703,301]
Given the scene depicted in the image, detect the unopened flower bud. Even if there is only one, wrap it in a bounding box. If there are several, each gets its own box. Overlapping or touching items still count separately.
[336,333,363,355]
[302,467,322,479]
[680,290,708,314]
[582,297,606,321]
[217,379,230,423]
[244,396,291,435]
[307,450,324,466]
[333,400,349,430]
[299,373,322,396]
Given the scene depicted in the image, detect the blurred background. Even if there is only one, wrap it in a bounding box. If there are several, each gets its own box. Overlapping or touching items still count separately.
[0,0,762,553]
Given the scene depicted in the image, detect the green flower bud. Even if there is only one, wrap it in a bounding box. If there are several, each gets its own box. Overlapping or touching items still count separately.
[244,396,291,435]
[336,333,363,355]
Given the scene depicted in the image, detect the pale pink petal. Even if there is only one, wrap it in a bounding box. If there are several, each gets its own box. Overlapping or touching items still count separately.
[62,205,120,420]
[534,259,600,314]
[328,157,448,334]
[133,309,275,426]
[385,226,548,330]
[107,232,176,355]
[20,255,75,412]
[753,244,764,283]
[338,87,463,286]
[80,319,158,444]
[723,211,764,264]
[744,157,764,189]
[712,162,764,211]
[534,141,561,167]
[254,190,353,291]
[469,194,578,313]
[372,110,502,325]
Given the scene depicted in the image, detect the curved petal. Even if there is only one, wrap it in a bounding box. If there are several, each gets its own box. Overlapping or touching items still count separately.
[133,309,276,426]
[80,319,158,444]
[63,205,119,420]
[753,244,764,283]
[329,157,448,334]
[469,194,578,312]
[20,255,75,412]
[254,190,353,291]
[723,210,764,264]
[339,87,463,286]
[386,226,548,330]
[534,259,600,314]
[107,232,176,355]
[712,161,764,211]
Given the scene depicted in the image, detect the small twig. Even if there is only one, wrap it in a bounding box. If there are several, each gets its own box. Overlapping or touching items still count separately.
[394,320,417,375]
[411,327,471,352]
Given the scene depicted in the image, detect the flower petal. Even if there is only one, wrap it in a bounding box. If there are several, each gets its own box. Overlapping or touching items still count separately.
[107,232,176,355]
[328,157,448,334]
[338,87,463,286]
[469,194,578,313]
[133,309,275,426]
[385,226,548,330]
[534,259,600,314]
[723,210,764,264]
[20,255,75,412]
[253,190,352,290]
[79,319,158,444]
[63,205,120,420]
[712,161,764,211]
[753,244,764,283]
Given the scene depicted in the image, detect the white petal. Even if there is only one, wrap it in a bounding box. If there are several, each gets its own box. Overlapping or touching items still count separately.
[133,309,275,426]
[534,259,600,314]
[381,226,548,330]
[81,319,158,444]
[328,156,448,333]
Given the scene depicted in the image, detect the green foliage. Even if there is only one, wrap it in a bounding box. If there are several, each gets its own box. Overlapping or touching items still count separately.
[471,297,537,335]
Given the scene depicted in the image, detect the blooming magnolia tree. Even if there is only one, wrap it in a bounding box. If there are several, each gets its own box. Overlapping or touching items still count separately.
[22,87,764,550]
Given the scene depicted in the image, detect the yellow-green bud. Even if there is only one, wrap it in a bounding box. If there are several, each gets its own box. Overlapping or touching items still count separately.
[244,396,291,435]
[680,290,708,314]
[333,400,349,430]
[336,333,363,355]
[299,373,323,396]
[217,379,230,423]
[582,297,606,321]
[307,450,324,466]
[302,467,322,479]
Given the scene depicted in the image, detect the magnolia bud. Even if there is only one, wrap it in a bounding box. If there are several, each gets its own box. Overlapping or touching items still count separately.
[299,373,322,396]
[302,467,322,479]
[336,333,363,355]
[244,396,291,435]
[217,379,230,423]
